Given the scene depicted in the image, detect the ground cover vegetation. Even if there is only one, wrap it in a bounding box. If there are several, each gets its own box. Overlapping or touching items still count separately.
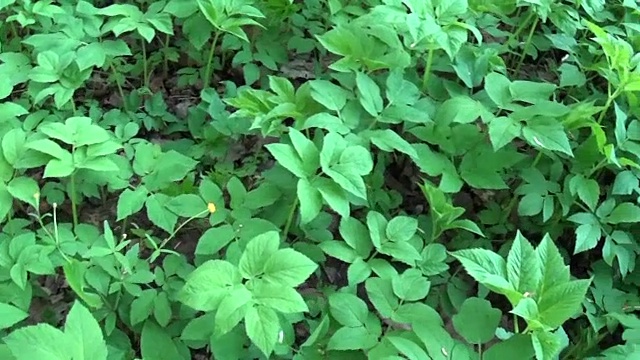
[0,0,639,359]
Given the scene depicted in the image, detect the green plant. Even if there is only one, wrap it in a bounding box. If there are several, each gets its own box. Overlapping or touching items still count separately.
[3,0,640,359]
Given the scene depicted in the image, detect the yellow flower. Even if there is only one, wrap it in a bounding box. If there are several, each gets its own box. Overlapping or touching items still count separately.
[207,202,216,213]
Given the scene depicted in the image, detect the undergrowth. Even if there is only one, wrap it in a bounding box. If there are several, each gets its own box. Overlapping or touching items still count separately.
[1,0,640,359]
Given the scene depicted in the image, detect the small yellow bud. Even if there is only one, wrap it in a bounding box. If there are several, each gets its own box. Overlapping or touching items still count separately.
[207,202,216,213]
[33,192,40,199]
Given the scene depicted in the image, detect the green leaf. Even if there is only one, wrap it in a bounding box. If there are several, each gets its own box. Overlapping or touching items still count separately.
[574,223,602,254]
[214,286,252,335]
[488,116,522,151]
[339,216,373,258]
[365,277,398,318]
[25,138,69,160]
[385,216,418,242]
[130,289,157,325]
[64,301,108,360]
[77,157,119,172]
[297,178,323,224]
[43,157,75,178]
[302,112,351,134]
[511,297,540,324]
[356,72,383,116]
[386,69,420,106]
[181,313,215,341]
[391,269,430,301]
[367,211,388,248]
[506,232,540,295]
[368,129,419,158]
[347,258,372,285]
[451,249,516,297]
[317,178,350,217]
[0,77,11,100]
[509,81,557,104]
[6,176,39,208]
[63,260,103,309]
[379,242,422,265]
[266,143,306,178]
[558,63,586,87]
[569,175,600,212]
[4,324,71,360]
[262,249,318,287]
[319,240,358,263]
[116,187,148,221]
[252,282,308,313]
[483,334,535,360]
[531,329,563,360]
[195,225,236,256]
[0,302,28,330]
[0,184,11,222]
[484,72,512,108]
[153,292,172,327]
[329,292,368,327]
[436,96,485,124]
[606,202,640,224]
[140,321,182,360]
[179,260,242,311]
[165,194,207,217]
[327,325,378,350]
[245,305,280,358]
[309,80,349,111]
[522,118,573,156]
[536,235,570,295]
[452,297,502,344]
[288,127,320,175]
[323,144,373,199]
[537,280,592,328]
[239,231,281,279]
[146,194,178,233]
[387,336,430,360]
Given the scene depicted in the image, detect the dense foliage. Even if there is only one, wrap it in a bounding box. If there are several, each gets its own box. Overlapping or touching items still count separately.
[1,0,639,359]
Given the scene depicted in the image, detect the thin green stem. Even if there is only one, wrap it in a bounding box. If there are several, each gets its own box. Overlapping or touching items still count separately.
[283,197,299,240]
[70,171,78,229]
[52,203,71,263]
[506,10,535,57]
[157,210,209,251]
[595,86,621,125]
[141,39,149,88]
[422,48,435,91]
[512,16,539,77]
[111,64,128,112]
[203,31,221,89]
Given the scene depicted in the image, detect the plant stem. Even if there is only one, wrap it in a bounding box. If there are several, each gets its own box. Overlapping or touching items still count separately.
[506,10,535,62]
[157,210,208,251]
[512,16,539,77]
[141,39,149,88]
[70,170,78,229]
[52,203,71,263]
[422,48,435,91]
[596,86,621,125]
[111,64,128,112]
[203,31,221,89]
[283,197,299,240]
